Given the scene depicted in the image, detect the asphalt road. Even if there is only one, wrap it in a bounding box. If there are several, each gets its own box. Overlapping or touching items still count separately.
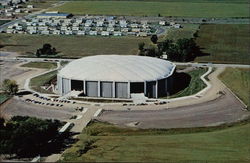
[1,51,249,69]
[97,89,250,129]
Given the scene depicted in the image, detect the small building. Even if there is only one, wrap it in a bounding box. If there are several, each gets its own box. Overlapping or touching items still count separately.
[72,26,79,31]
[53,30,60,35]
[137,32,147,37]
[121,28,129,32]
[96,20,104,27]
[28,29,37,34]
[159,21,166,26]
[89,30,97,36]
[113,31,122,36]
[130,23,138,28]
[65,30,73,35]
[107,27,114,32]
[131,28,140,32]
[27,5,34,9]
[173,24,181,28]
[101,31,109,36]
[85,20,92,27]
[119,20,127,28]
[77,30,85,35]
[41,30,50,35]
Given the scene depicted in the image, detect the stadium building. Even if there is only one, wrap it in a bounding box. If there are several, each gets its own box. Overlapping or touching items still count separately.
[57,55,176,98]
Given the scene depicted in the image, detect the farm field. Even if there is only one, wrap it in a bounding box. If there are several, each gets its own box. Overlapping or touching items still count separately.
[219,68,250,108]
[165,24,200,41]
[21,62,57,69]
[0,34,149,57]
[61,121,250,162]
[195,24,250,64]
[51,1,249,17]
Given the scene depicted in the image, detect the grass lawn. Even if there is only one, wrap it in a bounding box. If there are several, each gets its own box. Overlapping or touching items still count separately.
[166,68,207,98]
[0,93,10,104]
[60,120,250,162]
[0,34,149,57]
[195,24,250,64]
[21,62,57,69]
[30,70,57,94]
[219,68,250,108]
[51,1,249,17]
[26,0,58,10]
[166,24,200,41]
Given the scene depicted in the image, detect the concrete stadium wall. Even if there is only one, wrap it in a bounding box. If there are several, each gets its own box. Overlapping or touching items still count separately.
[57,76,174,98]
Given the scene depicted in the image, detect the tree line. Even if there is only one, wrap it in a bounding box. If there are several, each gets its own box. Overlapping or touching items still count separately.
[0,116,64,158]
[138,35,200,62]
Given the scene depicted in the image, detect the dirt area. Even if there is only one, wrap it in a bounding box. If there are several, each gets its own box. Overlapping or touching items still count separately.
[0,97,73,120]
[0,60,47,89]
[97,88,250,129]
[0,61,30,83]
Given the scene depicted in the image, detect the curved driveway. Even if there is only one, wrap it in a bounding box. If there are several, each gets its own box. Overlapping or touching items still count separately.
[97,88,250,129]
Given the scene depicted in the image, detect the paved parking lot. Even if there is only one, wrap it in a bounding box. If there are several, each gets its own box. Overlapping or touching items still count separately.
[98,89,250,129]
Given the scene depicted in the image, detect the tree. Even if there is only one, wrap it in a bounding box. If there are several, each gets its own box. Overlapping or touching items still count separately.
[176,38,197,62]
[36,49,41,57]
[150,34,158,44]
[138,42,145,56]
[36,43,57,57]
[138,42,145,51]
[2,79,18,95]
[145,45,158,57]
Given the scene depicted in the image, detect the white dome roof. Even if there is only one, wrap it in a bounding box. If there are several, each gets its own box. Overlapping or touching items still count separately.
[58,55,175,82]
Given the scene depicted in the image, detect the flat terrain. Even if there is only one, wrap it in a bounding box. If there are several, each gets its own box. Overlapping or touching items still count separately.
[51,1,249,17]
[195,24,250,64]
[0,34,149,57]
[61,119,250,162]
[0,97,73,120]
[0,61,30,84]
[21,62,57,69]
[165,24,200,41]
[219,68,250,108]
[98,89,249,129]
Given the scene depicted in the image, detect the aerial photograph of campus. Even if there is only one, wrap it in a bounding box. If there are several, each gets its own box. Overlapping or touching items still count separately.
[0,0,249,162]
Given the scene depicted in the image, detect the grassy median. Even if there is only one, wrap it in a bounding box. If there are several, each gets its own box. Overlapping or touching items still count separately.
[21,62,57,69]
[30,70,57,94]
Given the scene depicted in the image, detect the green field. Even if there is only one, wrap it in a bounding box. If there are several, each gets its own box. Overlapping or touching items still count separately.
[30,70,57,94]
[195,24,250,64]
[0,34,149,57]
[61,120,250,162]
[219,68,250,108]
[166,24,200,41]
[21,62,57,69]
[51,1,249,17]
